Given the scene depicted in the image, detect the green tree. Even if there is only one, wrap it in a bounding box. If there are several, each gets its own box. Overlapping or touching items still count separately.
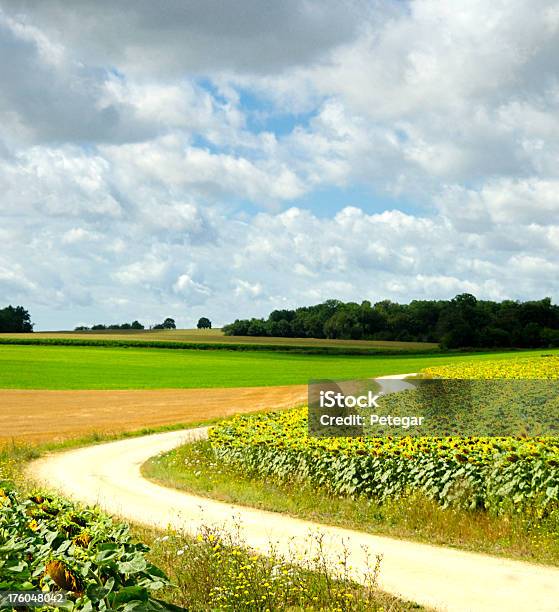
[223,319,250,335]
[197,317,212,329]
[247,319,268,336]
[222,294,559,349]
[0,305,34,332]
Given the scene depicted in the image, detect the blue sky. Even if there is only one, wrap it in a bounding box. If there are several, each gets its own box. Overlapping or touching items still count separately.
[0,0,558,330]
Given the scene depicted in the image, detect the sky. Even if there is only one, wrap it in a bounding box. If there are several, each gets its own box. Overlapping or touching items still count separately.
[1,0,558,330]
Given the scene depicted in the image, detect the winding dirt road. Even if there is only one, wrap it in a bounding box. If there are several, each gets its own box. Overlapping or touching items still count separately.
[29,426,559,612]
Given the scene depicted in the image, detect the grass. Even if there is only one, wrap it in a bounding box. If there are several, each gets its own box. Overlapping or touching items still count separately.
[1,344,558,389]
[136,523,424,611]
[0,328,438,351]
[143,440,559,567]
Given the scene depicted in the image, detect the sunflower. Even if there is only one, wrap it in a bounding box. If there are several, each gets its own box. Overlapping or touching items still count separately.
[45,560,84,593]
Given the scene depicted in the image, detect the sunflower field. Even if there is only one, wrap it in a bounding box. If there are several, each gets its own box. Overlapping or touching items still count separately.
[0,488,172,611]
[423,355,559,380]
[209,356,559,514]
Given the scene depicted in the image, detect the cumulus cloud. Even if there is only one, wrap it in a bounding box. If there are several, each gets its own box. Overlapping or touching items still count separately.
[103,137,306,204]
[173,274,211,302]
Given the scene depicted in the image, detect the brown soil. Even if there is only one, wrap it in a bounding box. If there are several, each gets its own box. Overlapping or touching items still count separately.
[0,385,307,444]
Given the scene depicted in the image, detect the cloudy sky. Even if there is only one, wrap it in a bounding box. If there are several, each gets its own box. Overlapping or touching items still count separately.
[1,0,558,330]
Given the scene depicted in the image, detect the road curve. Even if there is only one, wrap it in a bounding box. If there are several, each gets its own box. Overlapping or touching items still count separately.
[28,390,559,612]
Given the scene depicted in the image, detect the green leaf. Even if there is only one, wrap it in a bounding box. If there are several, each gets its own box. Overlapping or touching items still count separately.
[112,585,149,606]
[117,554,147,574]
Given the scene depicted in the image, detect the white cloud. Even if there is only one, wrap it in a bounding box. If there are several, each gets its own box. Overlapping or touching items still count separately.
[0,263,37,294]
[114,256,169,286]
[173,274,211,299]
[234,280,263,298]
[61,228,99,244]
[438,179,559,229]
[103,138,306,204]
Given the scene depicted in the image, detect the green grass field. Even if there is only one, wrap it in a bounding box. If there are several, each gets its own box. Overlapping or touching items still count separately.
[0,328,437,351]
[1,344,558,390]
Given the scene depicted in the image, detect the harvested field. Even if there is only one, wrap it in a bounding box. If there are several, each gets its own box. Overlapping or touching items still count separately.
[0,384,306,444]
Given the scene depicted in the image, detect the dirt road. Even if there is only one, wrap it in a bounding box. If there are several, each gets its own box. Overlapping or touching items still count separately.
[0,385,306,443]
[29,427,559,612]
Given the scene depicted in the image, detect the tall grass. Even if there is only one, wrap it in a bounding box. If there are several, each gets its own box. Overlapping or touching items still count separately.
[138,522,422,611]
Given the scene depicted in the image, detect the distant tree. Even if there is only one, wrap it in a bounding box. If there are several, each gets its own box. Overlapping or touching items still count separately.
[269,309,295,323]
[197,317,212,329]
[483,327,510,348]
[223,319,250,335]
[247,319,268,336]
[520,322,544,347]
[83,321,144,331]
[162,318,176,329]
[276,319,292,337]
[0,305,33,333]
[268,319,292,337]
[152,324,164,330]
[542,327,559,347]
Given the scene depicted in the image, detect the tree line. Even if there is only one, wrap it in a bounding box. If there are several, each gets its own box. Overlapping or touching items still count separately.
[75,320,145,331]
[223,294,559,349]
[75,318,177,331]
[0,305,33,332]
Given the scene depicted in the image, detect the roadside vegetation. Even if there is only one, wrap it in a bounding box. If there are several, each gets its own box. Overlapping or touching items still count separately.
[0,487,172,610]
[0,486,420,611]
[140,524,422,612]
[0,428,422,611]
[144,437,559,566]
